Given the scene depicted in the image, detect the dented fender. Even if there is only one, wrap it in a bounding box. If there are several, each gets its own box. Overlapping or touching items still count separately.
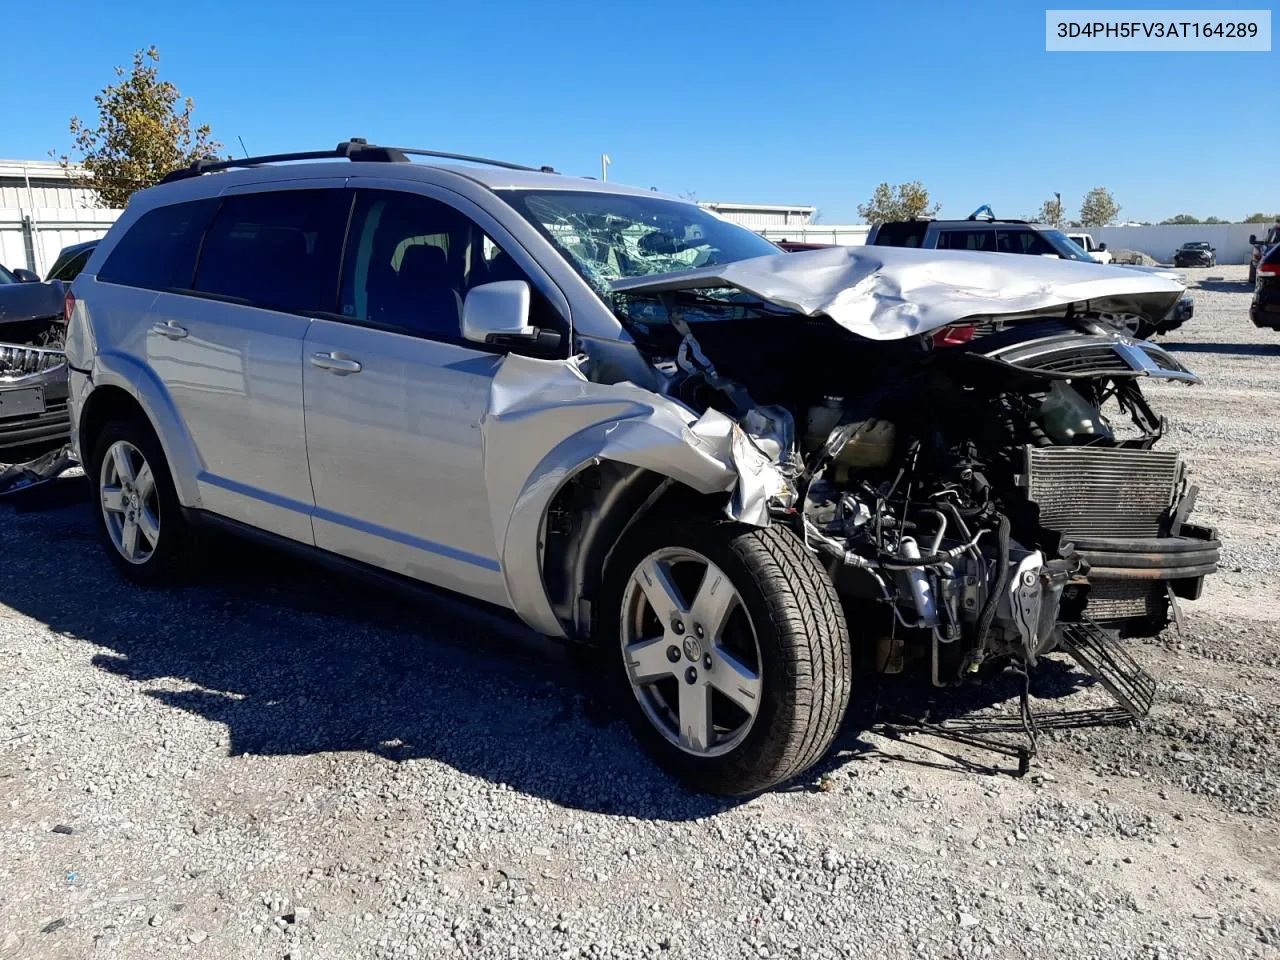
[482,353,791,637]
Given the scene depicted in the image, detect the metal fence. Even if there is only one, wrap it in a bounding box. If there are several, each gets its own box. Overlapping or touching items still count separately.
[0,207,120,277]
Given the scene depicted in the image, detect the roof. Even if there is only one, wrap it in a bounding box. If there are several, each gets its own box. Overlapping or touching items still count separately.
[152,141,679,200]
[136,158,679,205]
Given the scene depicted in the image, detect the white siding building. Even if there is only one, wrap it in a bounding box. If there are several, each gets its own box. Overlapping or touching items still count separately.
[699,200,870,247]
[0,160,122,276]
[699,201,815,229]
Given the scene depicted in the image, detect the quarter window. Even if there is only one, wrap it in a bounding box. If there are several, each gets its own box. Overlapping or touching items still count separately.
[936,229,995,252]
[193,190,349,314]
[98,199,219,291]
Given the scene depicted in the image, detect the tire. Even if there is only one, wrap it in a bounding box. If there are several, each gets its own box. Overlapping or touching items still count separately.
[1249,264,1257,286]
[598,516,852,795]
[89,416,195,585]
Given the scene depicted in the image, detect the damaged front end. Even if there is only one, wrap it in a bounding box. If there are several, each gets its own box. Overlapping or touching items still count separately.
[604,247,1217,696]
[0,313,71,454]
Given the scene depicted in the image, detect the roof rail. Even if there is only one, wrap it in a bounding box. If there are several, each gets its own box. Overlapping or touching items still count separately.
[383,147,556,174]
[159,138,556,184]
[159,139,405,183]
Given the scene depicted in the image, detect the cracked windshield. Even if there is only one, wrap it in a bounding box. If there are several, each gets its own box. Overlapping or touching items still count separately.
[500,189,781,293]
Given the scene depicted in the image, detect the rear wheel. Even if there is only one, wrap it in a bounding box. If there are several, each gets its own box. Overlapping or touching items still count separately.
[89,418,195,584]
[600,517,852,795]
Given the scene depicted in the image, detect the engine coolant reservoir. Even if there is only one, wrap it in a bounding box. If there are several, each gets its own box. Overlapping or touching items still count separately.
[803,398,845,453]
[832,419,897,480]
[1037,382,1114,444]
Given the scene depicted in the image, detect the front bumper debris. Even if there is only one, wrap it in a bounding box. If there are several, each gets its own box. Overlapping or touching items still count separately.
[1021,446,1218,634]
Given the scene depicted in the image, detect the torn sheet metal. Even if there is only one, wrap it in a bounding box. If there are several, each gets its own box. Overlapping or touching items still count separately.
[484,354,792,636]
[611,245,1186,341]
[0,444,79,498]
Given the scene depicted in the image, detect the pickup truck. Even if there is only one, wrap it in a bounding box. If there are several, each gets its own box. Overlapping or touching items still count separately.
[1066,232,1113,264]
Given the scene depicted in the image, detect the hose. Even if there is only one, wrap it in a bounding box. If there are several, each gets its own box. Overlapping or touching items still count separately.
[877,529,988,569]
[970,513,1011,671]
[925,509,948,555]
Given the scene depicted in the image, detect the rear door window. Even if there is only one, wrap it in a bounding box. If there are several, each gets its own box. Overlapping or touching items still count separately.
[936,229,995,252]
[98,199,219,290]
[193,189,350,314]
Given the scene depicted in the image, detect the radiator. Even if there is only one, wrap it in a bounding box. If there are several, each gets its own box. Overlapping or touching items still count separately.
[1024,446,1181,539]
[1083,580,1164,621]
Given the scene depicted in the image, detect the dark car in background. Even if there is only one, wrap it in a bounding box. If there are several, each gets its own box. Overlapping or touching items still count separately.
[1173,242,1216,268]
[0,259,73,454]
[1251,242,1280,331]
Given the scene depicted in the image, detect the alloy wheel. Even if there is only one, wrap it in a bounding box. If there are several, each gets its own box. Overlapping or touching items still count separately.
[1101,312,1145,337]
[99,440,161,565]
[619,547,763,757]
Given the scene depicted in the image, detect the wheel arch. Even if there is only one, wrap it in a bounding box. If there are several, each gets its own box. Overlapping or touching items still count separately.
[539,461,728,644]
[78,355,203,507]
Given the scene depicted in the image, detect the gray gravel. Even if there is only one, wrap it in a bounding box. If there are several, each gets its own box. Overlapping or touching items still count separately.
[2,263,1278,959]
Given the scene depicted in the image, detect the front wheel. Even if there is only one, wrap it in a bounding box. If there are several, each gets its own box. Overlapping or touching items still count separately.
[89,418,196,585]
[599,518,852,795]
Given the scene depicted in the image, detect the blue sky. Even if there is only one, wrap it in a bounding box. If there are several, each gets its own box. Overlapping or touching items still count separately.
[4,0,1276,222]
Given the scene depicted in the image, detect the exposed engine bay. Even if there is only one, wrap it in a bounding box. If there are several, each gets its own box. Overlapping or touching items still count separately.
[616,288,1219,687]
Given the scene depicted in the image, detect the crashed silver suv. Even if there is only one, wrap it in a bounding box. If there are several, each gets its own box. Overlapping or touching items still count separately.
[66,142,1218,794]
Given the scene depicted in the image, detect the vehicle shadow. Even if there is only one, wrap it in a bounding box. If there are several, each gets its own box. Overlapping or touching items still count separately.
[0,495,744,820]
[0,494,1099,813]
[1164,341,1279,357]
[1194,279,1254,293]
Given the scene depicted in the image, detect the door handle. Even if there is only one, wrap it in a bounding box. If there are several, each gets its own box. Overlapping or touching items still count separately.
[310,352,362,375]
[150,321,188,340]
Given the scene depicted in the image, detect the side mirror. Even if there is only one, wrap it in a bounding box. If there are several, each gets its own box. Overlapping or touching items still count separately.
[462,280,561,352]
[1096,242,1107,251]
[11,268,40,283]
[1250,234,1258,244]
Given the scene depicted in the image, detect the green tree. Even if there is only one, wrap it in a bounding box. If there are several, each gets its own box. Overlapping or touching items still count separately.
[1202,216,1227,224]
[857,181,939,224]
[1036,195,1065,227]
[1079,187,1120,227]
[1244,212,1279,223]
[55,46,222,208]
[1161,214,1201,225]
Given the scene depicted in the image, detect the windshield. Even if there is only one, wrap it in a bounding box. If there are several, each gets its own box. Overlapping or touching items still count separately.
[497,189,782,293]
[0,263,17,285]
[1040,230,1095,262]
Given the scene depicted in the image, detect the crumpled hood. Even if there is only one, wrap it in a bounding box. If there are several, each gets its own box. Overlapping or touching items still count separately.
[611,245,1186,341]
[0,280,64,329]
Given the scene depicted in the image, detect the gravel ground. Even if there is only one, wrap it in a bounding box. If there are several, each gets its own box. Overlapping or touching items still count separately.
[2,264,1278,960]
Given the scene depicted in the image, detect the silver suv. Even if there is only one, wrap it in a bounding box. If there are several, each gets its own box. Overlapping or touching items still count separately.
[67,142,1216,794]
